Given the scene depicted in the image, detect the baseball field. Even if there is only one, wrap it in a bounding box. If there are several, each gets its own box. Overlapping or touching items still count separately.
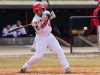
[0,57,100,75]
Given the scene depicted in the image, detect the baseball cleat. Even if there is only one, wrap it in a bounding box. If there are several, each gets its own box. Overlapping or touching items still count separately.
[66,68,71,73]
[20,67,26,73]
[31,48,36,52]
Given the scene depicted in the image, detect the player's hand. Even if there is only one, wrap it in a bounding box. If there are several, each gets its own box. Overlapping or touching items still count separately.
[31,21,39,27]
[51,11,56,18]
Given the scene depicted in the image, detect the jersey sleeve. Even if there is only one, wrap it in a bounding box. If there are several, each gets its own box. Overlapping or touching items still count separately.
[11,24,16,28]
[32,17,42,34]
[93,9,98,26]
[32,17,41,27]
[42,11,51,18]
[2,28,7,36]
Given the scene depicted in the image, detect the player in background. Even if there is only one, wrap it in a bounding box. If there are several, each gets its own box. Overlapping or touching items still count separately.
[2,24,17,38]
[12,20,26,37]
[93,0,100,50]
[20,2,71,73]
[31,3,56,52]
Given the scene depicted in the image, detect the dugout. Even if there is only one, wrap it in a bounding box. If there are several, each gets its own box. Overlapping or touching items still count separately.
[0,1,98,37]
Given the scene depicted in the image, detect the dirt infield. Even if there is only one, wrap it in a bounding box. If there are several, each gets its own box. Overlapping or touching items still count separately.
[0,66,100,75]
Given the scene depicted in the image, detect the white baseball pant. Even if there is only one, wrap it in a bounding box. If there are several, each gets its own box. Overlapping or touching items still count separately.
[31,37,36,51]
[22,33,69,70]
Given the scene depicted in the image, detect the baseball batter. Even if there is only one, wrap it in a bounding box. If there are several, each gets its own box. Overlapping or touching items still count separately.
[12,20,26,37]
[20,2,71,73]
[31,3,55,52]
[2,24,17,37]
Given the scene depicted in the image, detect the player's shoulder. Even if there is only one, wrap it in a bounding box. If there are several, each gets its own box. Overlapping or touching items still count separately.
[3,27,6,30]
[32,15,40,22]
[43,10,50,14]
[33,15,37,20]
[43,10,50,13]
[11,24,17,27]
[2,27,7,31]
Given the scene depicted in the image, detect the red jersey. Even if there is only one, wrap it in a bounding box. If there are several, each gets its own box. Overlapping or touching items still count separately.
[93,6,100,26]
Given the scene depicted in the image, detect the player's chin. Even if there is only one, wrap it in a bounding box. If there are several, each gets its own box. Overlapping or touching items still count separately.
[38,13,42,16]
[40,12,43,15]
[40,11,43,14]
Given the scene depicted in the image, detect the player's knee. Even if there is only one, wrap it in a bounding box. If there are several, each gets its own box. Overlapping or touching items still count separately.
[35,55,43,60]
[55,47,64,55]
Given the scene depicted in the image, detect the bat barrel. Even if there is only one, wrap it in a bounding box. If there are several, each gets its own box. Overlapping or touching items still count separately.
[7,24,31,33]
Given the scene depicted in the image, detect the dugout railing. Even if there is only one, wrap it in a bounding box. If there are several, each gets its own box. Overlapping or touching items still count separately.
[70,16,100,53]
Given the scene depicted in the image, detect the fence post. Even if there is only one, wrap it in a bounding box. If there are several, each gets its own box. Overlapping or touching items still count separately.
[69,16,100,53]
[70,17,73,53]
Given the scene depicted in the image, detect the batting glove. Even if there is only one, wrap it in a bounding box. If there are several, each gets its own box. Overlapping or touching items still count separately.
[51,11,56,18]
[31,21,39,27]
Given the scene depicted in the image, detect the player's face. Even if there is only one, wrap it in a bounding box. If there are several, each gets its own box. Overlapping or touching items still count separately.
[17,21,21,27]
[6,25,10,30]
[37,9,43,16]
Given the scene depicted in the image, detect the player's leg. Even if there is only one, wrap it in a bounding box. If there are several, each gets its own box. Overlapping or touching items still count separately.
[48,34,71,73]
[98,25,100,50]
[31,37,36,52]
[20,38,48,73]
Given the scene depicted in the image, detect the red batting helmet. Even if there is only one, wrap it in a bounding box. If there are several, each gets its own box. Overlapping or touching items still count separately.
[43,3,48,9]
[33,2,44,13]
[98,0,100,4]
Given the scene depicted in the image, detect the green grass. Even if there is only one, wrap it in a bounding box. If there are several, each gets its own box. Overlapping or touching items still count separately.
[68,57,100,67]
[0,57,100,68]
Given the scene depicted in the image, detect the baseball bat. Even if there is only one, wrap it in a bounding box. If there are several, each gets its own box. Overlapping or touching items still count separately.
[8,24,31,33]
[46,0,52,11]
[46,0,56,18]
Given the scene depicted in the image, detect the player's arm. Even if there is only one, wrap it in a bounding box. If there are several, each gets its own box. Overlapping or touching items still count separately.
[35,26,41,32]
[2,28,7,36]
[50,11,56,19]
[31,21,41,34]
[41,14,51,21]
[32,11,51,26]
[41,11,51,22]
[93,9,98,26]
[43,10,56,19]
